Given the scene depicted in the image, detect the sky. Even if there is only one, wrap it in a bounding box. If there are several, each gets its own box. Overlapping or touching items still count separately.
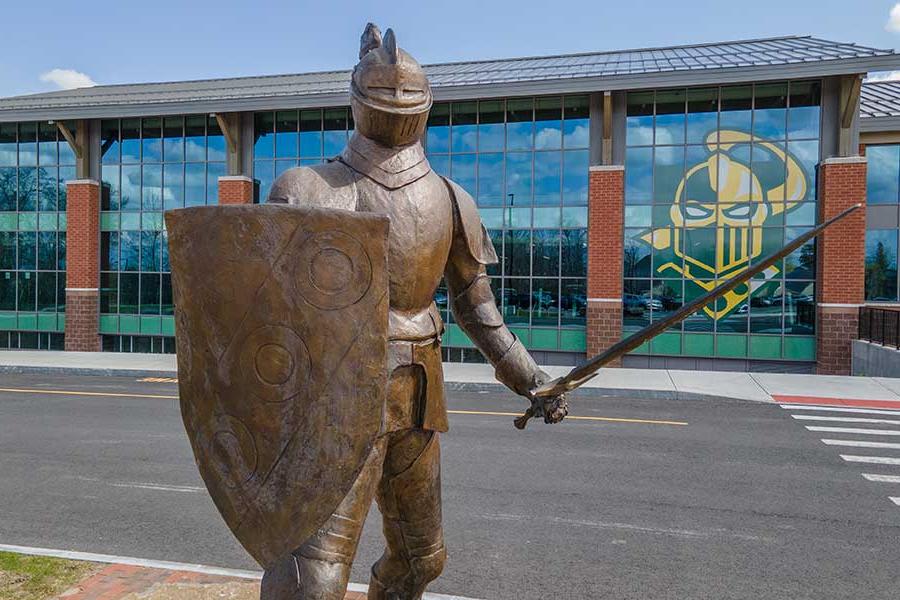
[3,0,900,97]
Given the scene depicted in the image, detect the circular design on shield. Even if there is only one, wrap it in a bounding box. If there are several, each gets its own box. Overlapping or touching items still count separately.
[294,231,372,310]
[210,415,258,488]
[239,325,311,403]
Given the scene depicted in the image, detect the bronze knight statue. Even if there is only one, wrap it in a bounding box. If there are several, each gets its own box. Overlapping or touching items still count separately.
[261,24,567,598]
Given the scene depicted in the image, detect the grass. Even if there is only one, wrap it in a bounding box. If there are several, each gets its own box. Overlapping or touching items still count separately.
[0,551,98,600]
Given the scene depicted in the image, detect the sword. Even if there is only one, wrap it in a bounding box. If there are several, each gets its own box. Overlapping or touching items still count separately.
[513,203,862,430]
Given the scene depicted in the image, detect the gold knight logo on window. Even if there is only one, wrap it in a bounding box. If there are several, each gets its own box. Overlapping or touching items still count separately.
[639,130,810,319]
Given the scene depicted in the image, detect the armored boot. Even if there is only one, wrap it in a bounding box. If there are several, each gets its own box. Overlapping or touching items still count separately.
[369,430,446,600]
[261,438,386,599]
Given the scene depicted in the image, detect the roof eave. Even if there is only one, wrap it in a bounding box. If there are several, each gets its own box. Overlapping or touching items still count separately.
[1,54,898,123]
[860,115,900,132]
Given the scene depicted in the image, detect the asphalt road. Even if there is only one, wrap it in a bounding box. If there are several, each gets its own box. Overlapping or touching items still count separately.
[0,373,898,599]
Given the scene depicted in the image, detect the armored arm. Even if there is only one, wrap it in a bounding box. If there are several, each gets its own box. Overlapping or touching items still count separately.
[441,179,565,424]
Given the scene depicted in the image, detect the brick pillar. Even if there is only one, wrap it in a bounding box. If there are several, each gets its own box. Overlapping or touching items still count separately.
[816,157,867,375]
[586,165,624,365]
[65,180,101,352]
[218,176,254,205]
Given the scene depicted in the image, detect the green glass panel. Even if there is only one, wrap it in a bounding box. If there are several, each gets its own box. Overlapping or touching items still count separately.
[651,204,673,227]
[559,329,586,352]
[161,315,176,336]
[140,316,162,335]
[650,331,681,354]
[750,335,782,359]
[18,213,37,231]
[17,313,37,331]
[37,313,57,331]
[120,212,141,230]
[0,312,16,329]
[0,213,15,231]
[444,323,474,348]
[58,213,66,231]
[716,334,747,358]
[38,213,58,231]
[509,327,531,346]
[142,212,163,231]
[530,328,558,350]
[784,336,816,361]
[57,314,64,331]
[628,339,650,355]
[100,212,120,231]
[443,323,460,346]
[99,314,119,333]
[683,332,714,356]
[119,314,140,334]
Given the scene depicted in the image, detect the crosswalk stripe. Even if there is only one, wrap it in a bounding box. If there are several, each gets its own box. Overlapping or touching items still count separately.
[792,415,900,425]
[862,474,900,483]
[806,426,900,436]
[840,455,900,465]
[782,405,900,417]
[774,395,900,410]
[822,439,900,449]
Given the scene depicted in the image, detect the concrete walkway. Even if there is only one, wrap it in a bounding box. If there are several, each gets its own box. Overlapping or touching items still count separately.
[0,350,898,404]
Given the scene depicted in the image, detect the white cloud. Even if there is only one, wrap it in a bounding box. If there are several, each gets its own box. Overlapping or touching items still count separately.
[887,3,900,32]
[866,70,900,82]
[39,68,96,90]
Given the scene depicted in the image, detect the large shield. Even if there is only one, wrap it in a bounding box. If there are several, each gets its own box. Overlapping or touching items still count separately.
[165,204,389,568]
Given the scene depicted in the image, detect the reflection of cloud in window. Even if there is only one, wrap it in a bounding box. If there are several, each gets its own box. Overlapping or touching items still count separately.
[628,126,653,146]
[535,126,561,150]
[185,140,206,162]
[563,124,588,148]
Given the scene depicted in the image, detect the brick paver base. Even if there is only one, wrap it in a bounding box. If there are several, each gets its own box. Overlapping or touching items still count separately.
[58,563,368,599]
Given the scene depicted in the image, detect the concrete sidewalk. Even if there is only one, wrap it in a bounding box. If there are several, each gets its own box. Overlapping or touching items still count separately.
[1,350,898,404]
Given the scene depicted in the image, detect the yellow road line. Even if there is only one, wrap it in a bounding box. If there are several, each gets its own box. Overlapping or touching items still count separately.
[0,387,178,400]
[0,387,688,425]
[447,409,687,426]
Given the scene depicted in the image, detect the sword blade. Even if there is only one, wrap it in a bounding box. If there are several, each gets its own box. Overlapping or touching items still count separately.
[532,203,861,399]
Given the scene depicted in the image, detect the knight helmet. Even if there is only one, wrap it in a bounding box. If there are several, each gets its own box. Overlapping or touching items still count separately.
[350,23,433,147]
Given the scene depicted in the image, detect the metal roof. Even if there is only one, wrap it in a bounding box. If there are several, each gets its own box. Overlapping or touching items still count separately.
[860,80,900,132]
[1,35,898,122]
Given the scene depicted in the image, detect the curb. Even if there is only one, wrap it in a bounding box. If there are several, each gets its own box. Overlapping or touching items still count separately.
[0,365,177,378]
[1,365,773,405]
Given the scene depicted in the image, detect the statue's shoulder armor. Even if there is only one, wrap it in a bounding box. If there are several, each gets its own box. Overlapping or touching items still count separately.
[441,175,499,266]
[266,162,358,210]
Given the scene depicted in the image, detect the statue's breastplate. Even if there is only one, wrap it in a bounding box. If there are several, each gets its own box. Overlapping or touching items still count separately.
[355,172,453,333]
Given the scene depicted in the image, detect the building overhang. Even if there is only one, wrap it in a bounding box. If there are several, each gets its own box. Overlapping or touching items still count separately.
[1,40,898,123]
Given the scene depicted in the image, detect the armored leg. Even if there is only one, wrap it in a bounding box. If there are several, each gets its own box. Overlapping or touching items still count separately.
[261,438,386,599]
[369,429,446,600]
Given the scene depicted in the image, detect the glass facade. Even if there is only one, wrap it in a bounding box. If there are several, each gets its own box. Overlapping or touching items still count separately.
[865,143,900,301]
[0,121,70,349]
[99,116,226,352]
[426,96,589,355]
[253,97,590,358]
[624,81,821,361]
[253,108,353,203]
